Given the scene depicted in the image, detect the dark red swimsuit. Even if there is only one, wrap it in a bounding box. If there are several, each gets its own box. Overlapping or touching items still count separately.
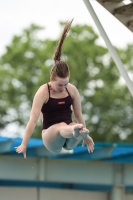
[41,83,73,129]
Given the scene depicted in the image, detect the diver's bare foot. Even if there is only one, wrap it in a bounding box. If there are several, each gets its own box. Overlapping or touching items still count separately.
[79,128,89,140]
[73,124,83,139]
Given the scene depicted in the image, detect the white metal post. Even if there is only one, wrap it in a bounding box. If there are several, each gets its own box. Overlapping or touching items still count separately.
[83,0,133,97]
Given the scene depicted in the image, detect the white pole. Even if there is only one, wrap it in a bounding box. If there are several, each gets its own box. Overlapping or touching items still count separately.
[83,0,133,97]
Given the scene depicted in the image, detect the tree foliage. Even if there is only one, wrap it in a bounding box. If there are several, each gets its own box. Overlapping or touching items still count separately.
[0,23,133,142]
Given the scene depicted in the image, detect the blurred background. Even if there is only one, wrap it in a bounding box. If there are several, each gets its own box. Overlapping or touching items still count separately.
[0,0,133,142]
[1,1,133,200]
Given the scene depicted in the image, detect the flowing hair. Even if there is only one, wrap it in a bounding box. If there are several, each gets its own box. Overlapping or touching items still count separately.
[50,19,73,80]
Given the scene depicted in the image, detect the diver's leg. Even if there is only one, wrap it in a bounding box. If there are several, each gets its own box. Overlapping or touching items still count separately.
[63,123,89,150]
[42,122,83,153]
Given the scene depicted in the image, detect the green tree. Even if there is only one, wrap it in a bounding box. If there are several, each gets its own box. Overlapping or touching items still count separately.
[0,22,133,142]
[0,24,51,136]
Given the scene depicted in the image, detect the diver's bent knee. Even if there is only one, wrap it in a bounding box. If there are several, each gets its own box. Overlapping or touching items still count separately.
[48,148,62,154]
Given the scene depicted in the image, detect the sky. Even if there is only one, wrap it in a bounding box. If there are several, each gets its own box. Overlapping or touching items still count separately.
[0,0,133,56]
[1,0,133,137]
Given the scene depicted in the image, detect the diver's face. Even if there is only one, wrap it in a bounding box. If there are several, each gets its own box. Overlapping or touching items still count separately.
[51,76,69,93]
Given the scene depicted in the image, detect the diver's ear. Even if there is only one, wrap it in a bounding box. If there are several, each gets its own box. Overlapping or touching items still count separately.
[50,78,54,86]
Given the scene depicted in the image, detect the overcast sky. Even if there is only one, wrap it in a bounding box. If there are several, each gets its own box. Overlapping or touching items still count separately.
[0,0,133,56]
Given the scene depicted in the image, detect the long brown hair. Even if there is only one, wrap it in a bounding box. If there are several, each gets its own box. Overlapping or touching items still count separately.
[50,19,73,80]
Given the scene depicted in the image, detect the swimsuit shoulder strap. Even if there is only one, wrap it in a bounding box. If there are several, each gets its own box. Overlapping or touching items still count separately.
[66,87,71,96]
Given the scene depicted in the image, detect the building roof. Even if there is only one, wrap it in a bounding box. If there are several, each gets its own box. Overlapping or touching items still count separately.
[96,0,133,33]
[0,136,133,163]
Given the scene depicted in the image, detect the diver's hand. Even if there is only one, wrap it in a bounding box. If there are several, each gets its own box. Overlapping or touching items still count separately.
[15,144,27,159]
[82,134,94,153]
